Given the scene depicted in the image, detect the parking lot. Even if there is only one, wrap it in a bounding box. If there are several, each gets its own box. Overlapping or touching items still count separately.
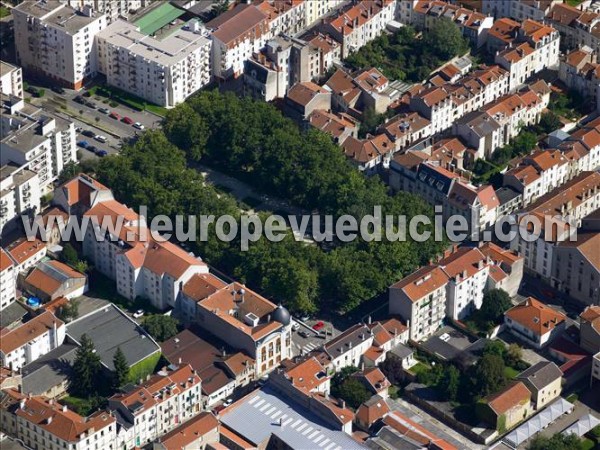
[290,318,340,357]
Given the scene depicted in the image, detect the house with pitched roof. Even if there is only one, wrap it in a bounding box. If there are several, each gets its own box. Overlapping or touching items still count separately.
[152,411,219,450]
[355,395,389,431]
[559,46,600,111]
[352,367,390,398]
[482,0,559,22]
[476,381,532,431]
[284,81,332,121]
[479,242,524,297]
[342,133,394,174]
[516,361,563,410]
[53,173,113,218]
[4,236,46,273]
[547,3,600,56]
[22,260,87,302]
[308,109,358,144]
[504,297,566,348]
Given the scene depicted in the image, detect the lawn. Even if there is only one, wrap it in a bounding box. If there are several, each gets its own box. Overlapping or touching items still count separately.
[128,352,161,383]
[504,366,519,379]
[566,393,579,403]
[566,0,584,6]
[92,84,168,117]
[581,438,595,450]
[0,6,10,18]
[409,361,431,377]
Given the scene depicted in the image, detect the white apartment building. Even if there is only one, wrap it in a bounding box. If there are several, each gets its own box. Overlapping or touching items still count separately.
[504,149,570,207]
[560,116,600,174]
[1,102,77,194]
[207,3,271,79]
[0,61,23,99]
[0,164,40,233]
[558,47,600,112]
[258,0,306,37]
[6,395,117,450]
[0,248,16,311]
[389,266,448,342]
[547,3,600,55]
[593,352,600,385]
[108,364,202,450]
[512,172,600,280]
[66,0,143,23]
[82,198,209,310]
[323,324,375,371]
[495,19,560,91]
[96,19,212,108]
[305,0,344,26]
[482,0,559,21]
[13,1,107,89]
[323,0,396,58]
[0,311,65,371]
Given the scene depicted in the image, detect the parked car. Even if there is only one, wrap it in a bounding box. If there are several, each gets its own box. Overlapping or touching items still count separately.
[95,149,108,157]
[51,86,65,94]
[82,130,95,138]
[122,116,134,125]
[98,107,110,114]
[77,140,89,148]
[74,95,85,104]
[133,309,144,319]
[133,122,145,130]
[109,112,120,120]
[95,135,107,143]
[223,398,233,407]
[86,145,97,153]
[298,330,309,338]
[291,322,300,331]
[85,101,97,109]
[313,321,325,331]
[82,91,91,97]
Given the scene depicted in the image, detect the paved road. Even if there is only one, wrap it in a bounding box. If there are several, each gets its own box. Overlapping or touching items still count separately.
[388,397,485,450]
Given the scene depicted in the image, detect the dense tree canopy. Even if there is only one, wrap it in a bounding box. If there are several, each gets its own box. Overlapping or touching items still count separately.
[113,347,129,389]
[70,334,102,398]
[479,289,512,323]
[141,315,179,342]
[471,353,508,397]
[527,433,586,450]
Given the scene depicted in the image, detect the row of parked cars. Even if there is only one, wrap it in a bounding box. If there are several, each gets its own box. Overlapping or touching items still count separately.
[74,96,145,130]
[77,139,107,157]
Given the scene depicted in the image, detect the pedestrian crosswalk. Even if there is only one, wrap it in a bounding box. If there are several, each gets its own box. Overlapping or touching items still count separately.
[301,342,319,354]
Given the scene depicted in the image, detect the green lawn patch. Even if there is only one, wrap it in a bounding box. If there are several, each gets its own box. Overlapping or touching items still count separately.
[504,366,519,379]
[93,84,167,116]
[581,438,595,450]
[0,6,10,18]
[409,361,431,376]
[566,0,584,6]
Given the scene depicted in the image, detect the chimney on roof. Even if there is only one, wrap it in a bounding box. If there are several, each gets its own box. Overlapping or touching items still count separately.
[339,399,346,409]
[62,404,67,412]
[178,357,182,365]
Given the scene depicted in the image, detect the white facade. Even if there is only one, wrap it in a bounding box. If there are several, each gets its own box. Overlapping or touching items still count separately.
[482,0,559,21]
[0,165,40,233]
[66,0,143,23]
[13,1,107,89]
[96,19,212,108]
[0,312,66,371]
[305,0,344,26]
[1,103,77,194]
[0,248,17,311]
[593,352,600,384]
[0,61,23,99]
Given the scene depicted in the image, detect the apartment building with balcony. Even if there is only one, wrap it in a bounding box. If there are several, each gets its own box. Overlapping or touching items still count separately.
[1,101,77,194]
[482,0,559,22]
[304,0,344,26]
[321,0,396,58]
[96,18,211,108]
[66,0,143,23]
[0,61,24,99]
[559,46,600,111]
[108,364,202,449]
[257,0,306,37]
[13,1,107,89]
[547,3,600,55]
[0,311,65,371]
[0,247,17,311]
[0,164,40,233]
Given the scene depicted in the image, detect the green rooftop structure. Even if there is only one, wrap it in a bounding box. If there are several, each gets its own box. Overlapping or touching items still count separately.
[134,3,185,36]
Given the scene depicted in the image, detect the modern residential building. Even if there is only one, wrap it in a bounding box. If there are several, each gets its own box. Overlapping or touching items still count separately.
[82,198,209,310]
[108,364,202,449]
[0,61,23,98]
[22,259,87,302]
[0,164,40,233]
[0,311,65,371]
[482,0,559,22]
[67,0,143,23]
[96,16,212,108]
[13,0,107,89]
[1,102,77,194]
[181,281,293,377]
[3,392,117,450]
[206,3,271,79]
[516,361,563,410]
[0,247,17,311]
[321,0,396,58]
[504,297,566,349]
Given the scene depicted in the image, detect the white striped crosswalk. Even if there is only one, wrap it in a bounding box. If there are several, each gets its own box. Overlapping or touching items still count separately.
[302,342,318,354]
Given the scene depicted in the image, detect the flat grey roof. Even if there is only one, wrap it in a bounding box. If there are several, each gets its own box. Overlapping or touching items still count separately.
[0,61,19,77]
[66,304,160,370]
[15,1,102,34]
[221,386,367,450]
[21,343,77,395]
[0,301,28,329]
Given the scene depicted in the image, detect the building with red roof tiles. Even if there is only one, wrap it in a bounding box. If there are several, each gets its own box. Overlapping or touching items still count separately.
[53,173,113,218]
[5,394,117,450]
[352,367,390,398]
[321,0,396,58]
[342,133,394,174]
[256,0,306,37]
[559,46,600,113]
[482,0,559,23]
[108,363,202,449]
[504,297,566,348]
[4,236,46,273]
[284,80,332,121]
[282,356,330,394]
[378,410,458,450]
[580,306,600,354]
[479,242,524,296]
[308,109,358,144]
[476,381,532,431]
[23,259,87,302]
[383,112,432,153]
[547,2,600,57]
[154,411,219,450]
[0,246,16,310]
[355,395,389,431]
[0,311,65,371]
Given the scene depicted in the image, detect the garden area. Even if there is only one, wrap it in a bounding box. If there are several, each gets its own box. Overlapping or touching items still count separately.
[345,18,469,82]
[86,84,168,117]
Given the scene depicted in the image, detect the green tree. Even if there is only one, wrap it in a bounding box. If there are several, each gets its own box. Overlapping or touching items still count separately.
[483,340,506,358]
[379,355,404,385]
[423,17,469,61]
[526,433,584,450]
[61,243,79,266]
[74,260,89,274]
[113,347,129,388]
[537,111,562,134]
[141,315,179,342]
[333,378,371,410]
[471,354,507,398]
[442,365,460,402]
[71,334,102,398]
[479,289,512,322]
[358,107,385,138]
[56,299,79,322]
[506,344,523,368]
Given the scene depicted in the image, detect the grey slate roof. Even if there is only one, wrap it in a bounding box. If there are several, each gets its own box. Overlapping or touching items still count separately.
[21,343,77,396]
[66,304,160,371]
[0,302,28,329]
[221,386,367,449]
[517,361,563,391]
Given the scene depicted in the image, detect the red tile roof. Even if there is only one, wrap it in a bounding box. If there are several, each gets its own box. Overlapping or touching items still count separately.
[506,297,565,337]
[486,381,531,415]
[0,311,63,355]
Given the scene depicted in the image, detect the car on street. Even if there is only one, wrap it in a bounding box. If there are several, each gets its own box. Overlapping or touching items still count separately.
[95,149,108,157]
[87,145,97,153]
[292,322,300,331]
[85,101,97,109]
[122,116,134,125]
[74,95,85,104]
[133,122,145,130]
[99,107,110,114]
[313,321,325,331]
[298,330,309,338]
[109,112,120,120]
[95,135,107,143]
[82,130,95,138]
[77,140,89,148]
[133,309,144,319]
[51,86,65,94]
